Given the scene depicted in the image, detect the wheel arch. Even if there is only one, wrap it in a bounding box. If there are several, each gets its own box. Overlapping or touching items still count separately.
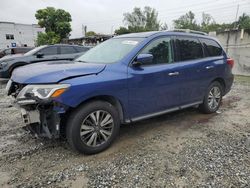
[72,95,126,124]
[210,77,226,94]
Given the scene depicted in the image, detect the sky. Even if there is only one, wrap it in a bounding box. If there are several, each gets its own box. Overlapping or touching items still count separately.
[0,0,249,38]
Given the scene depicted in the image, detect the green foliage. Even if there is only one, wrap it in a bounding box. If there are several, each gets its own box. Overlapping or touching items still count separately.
[85,31,96,37]
[173,11,200,30]
[160,23,168,30]
[173,11,249,33]
[115,27,131,35]
[115,6,160,35]
[116,8,250,35]
[36,32,60,46]
[144,6,160,31]
[35,7,72,44]
[238,13,250,29]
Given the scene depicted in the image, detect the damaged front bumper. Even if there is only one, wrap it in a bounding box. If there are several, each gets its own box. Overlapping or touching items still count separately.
[16,98,67,139]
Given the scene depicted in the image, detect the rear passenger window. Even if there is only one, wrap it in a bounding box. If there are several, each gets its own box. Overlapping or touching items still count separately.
[175,37,203,61]
[39,47,58,56]
[201,39,223,57]
[140,37,172,65]
[60,46,77,54]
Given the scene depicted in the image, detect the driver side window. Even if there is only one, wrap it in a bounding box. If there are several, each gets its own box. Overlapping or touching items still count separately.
[140,37,172,65]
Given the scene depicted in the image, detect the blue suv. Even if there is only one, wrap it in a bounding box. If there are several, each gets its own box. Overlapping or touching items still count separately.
[6,30,234,154]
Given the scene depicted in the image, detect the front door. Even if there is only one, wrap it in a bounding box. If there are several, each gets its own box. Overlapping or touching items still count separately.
[32,46,59,63]
[128,36,185,119]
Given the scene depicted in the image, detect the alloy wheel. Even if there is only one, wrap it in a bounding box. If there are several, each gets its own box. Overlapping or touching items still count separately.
[208,86,221,110]
[80,110,114,147]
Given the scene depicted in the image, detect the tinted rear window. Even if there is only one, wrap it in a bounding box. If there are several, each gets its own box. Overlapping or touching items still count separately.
[175,37,203,61]
[201,38,223,57]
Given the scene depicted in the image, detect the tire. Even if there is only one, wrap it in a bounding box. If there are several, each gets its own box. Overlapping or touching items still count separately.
[66,101,120,154]
[199,81,223,114]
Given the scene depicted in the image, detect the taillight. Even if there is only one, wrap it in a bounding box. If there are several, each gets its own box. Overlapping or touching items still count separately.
[227,58,234,68]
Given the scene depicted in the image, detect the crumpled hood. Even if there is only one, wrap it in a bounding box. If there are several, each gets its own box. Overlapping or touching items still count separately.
[11,60,106,84]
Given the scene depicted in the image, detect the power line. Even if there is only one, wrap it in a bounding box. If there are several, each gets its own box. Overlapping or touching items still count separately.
[81,0,247,25]
[82,1,250,26]
[158,2,250,18]
[234,4,240,28]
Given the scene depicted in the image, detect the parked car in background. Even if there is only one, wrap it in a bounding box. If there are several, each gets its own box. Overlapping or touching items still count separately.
[0,47,33,59]
[0,44,90,79]
[7,30,234,154]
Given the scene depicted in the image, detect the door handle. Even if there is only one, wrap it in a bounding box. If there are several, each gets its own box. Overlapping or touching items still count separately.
[206,65,214,69]
[168,72,179,76]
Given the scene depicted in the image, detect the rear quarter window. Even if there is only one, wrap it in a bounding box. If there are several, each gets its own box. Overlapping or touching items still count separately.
[175,37,203,61]
[200,38,223,57]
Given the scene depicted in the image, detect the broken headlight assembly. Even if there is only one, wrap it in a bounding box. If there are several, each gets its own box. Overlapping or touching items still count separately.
[17,84,70,100]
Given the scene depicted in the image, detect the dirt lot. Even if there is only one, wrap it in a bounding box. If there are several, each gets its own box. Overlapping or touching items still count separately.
[0,76,249,188]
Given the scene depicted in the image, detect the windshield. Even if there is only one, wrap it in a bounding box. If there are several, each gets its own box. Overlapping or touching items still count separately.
[24,46,45,56]
[76,38,143,64]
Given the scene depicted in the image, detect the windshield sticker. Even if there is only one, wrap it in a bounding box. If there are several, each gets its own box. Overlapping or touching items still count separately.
[122,40,138,45]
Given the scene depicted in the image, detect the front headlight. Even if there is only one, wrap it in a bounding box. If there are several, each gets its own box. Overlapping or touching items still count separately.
[17,84,70,99]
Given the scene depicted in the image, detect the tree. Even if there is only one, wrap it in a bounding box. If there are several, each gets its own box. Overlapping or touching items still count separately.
[201,13,214,27]
[238,13,250,29]
[173,11,200,30]
[200,13,216,33]
[144,6,160,31]
[116,6,160,34]
[36,32,60,46]
[123,7,146,29]
[160,23,168,30]
[85,31,96,37]
[115,27,130,35]
[35,7,72,45]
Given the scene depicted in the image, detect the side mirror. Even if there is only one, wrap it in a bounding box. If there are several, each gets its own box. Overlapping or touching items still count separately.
[36,52,44,58]
[133,54,153,66]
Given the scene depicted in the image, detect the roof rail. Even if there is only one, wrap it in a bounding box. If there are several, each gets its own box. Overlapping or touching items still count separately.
[169,29,208,36]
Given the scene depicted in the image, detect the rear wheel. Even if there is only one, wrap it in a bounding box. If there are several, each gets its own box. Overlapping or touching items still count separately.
[199,81,223,114]
[66,101,120,154]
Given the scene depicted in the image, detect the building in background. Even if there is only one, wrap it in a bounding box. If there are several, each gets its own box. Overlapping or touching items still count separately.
[0,22,45,49]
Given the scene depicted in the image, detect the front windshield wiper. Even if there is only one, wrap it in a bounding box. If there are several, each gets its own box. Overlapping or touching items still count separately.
[76,60,87,63]
[75,60,87,63]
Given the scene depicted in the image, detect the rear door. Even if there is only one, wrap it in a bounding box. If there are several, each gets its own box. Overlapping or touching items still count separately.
[174,36,207,104]
[128,36,185,119]
[175,36,223,105]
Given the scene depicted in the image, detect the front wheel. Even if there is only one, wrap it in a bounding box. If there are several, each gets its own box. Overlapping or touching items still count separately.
[66,101,120,154]
[199,81,223,114]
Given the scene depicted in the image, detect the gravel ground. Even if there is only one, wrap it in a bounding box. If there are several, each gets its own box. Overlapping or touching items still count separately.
[0,76,250,188]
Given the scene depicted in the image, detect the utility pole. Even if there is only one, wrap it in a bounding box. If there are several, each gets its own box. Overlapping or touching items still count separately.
[111,26,114,35]
[234,4,239,29]
[82,24,87,37]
